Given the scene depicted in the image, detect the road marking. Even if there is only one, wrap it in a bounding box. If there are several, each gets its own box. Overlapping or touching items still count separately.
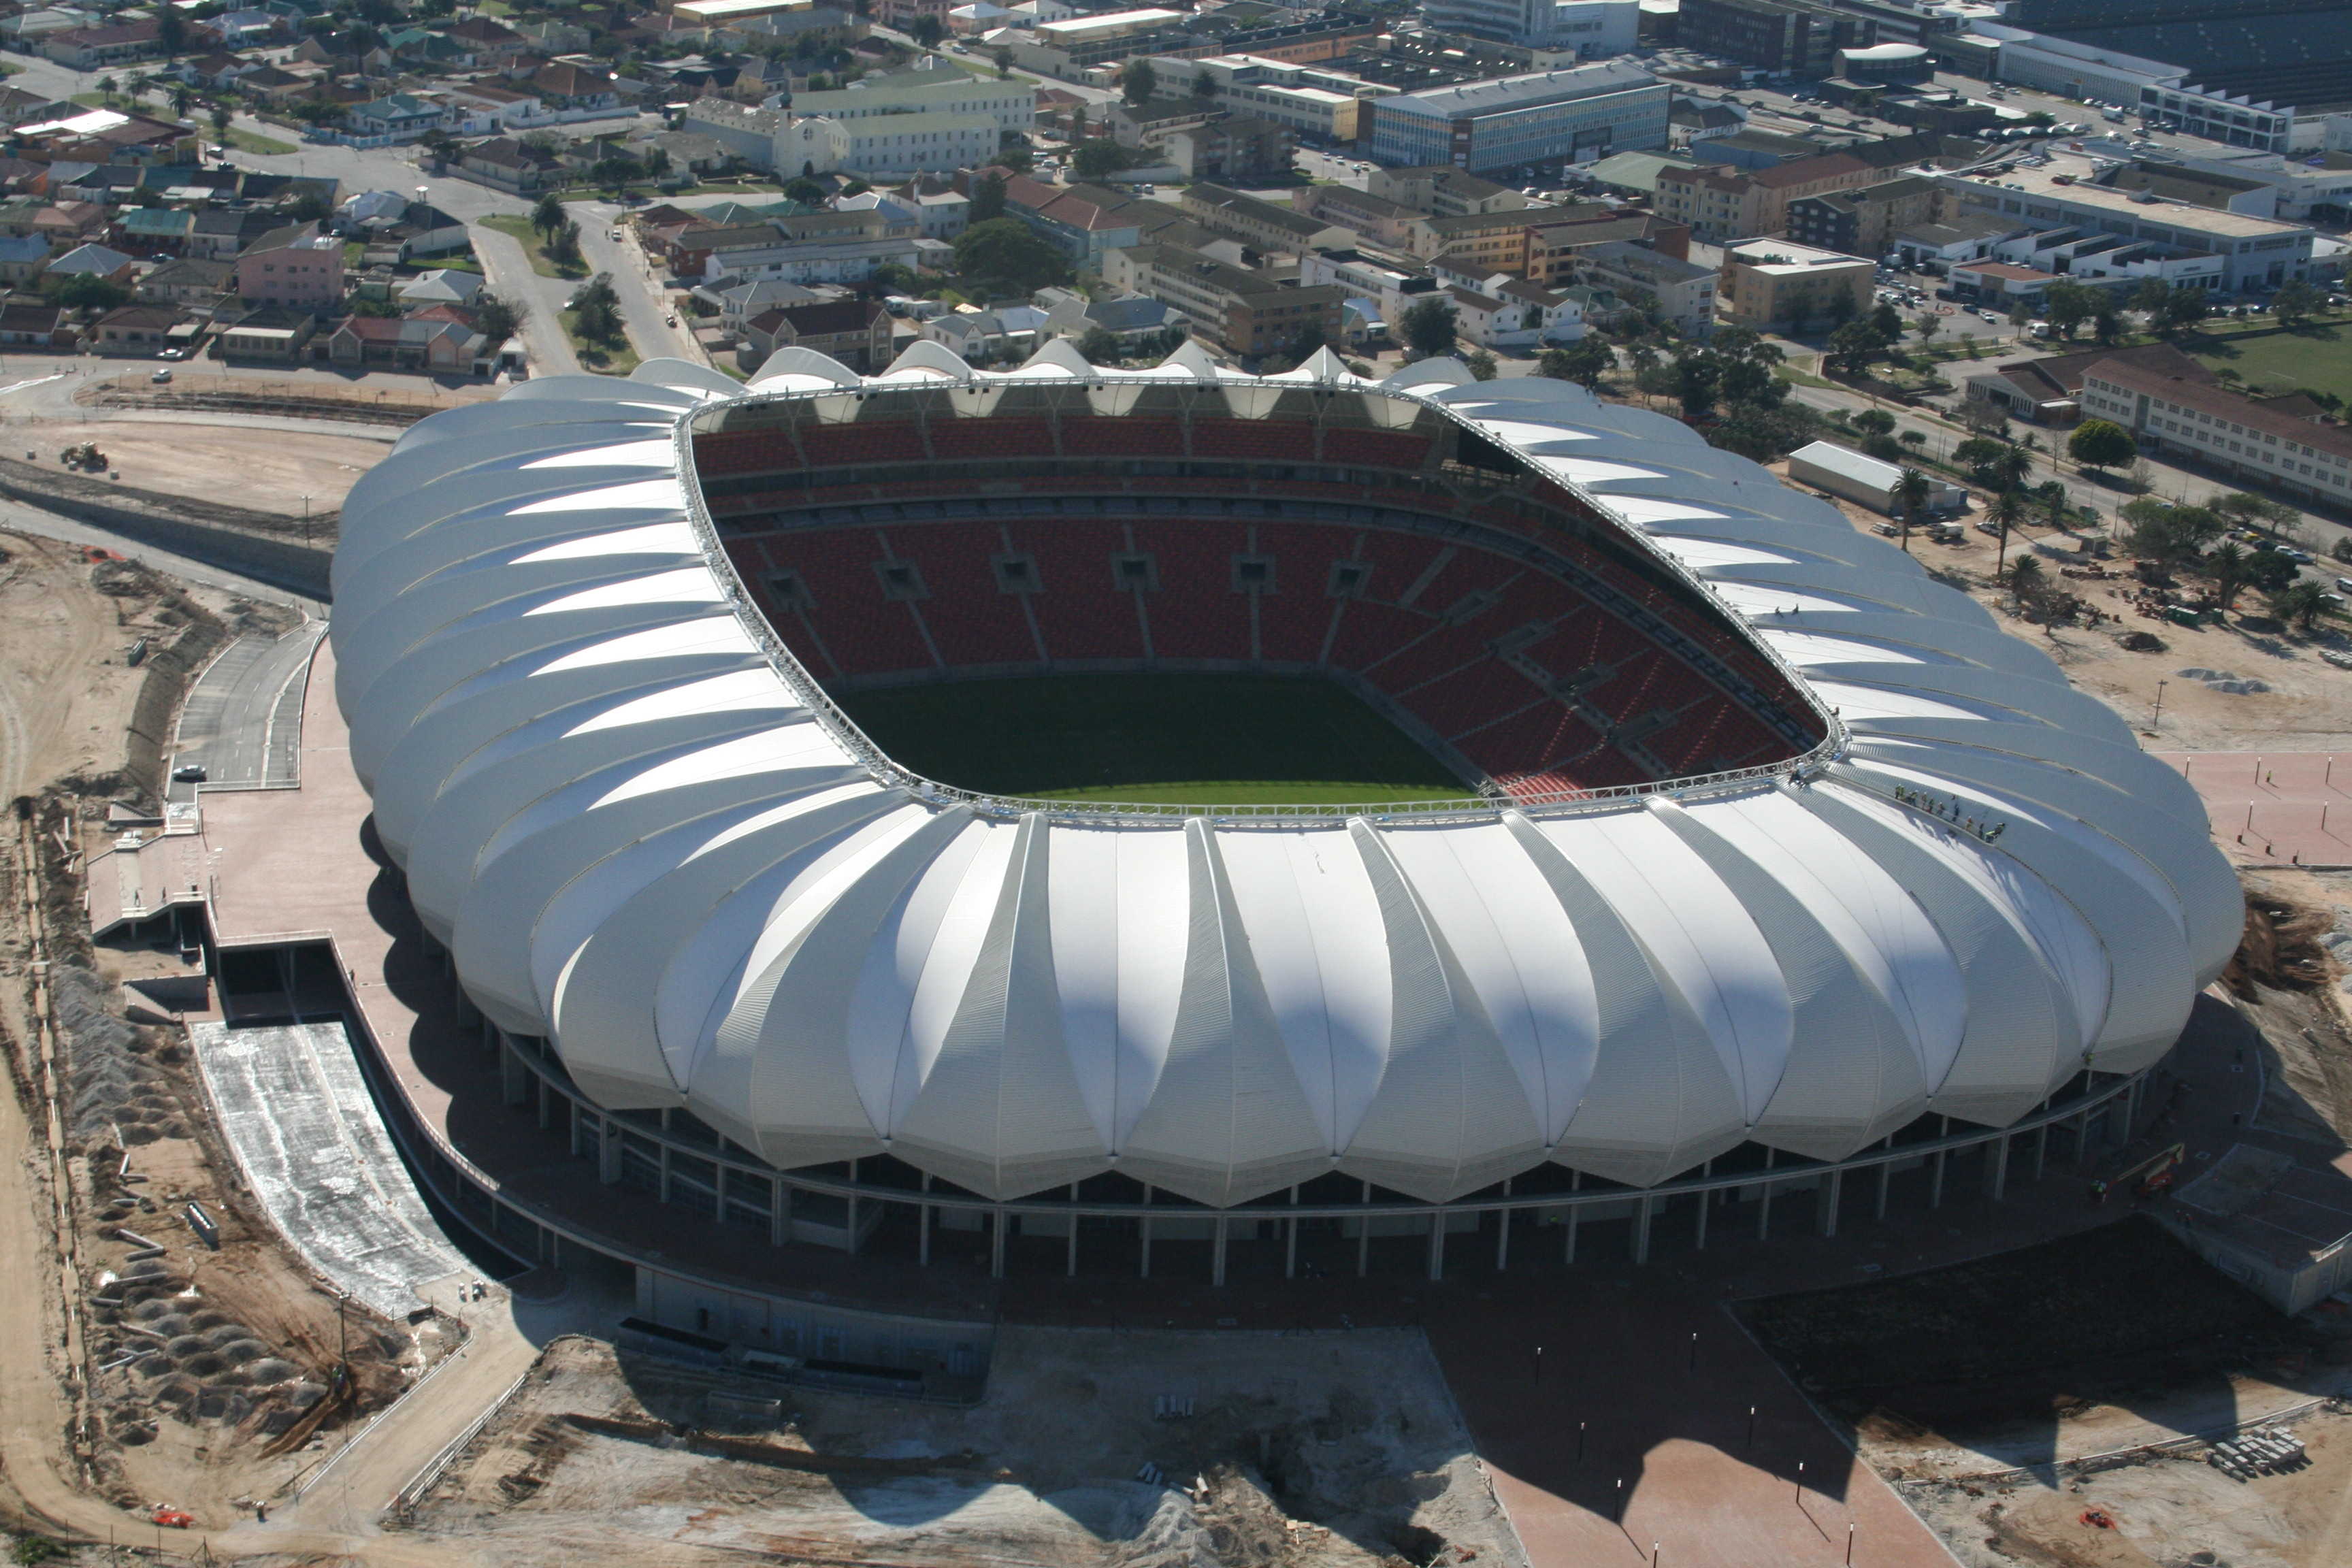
[0,374,66,397]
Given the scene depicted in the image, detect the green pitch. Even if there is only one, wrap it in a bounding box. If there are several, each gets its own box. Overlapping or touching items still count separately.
[832,672,1482,806]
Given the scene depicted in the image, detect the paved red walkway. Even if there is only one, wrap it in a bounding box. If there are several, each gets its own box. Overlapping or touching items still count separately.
[2150,750,2352,866]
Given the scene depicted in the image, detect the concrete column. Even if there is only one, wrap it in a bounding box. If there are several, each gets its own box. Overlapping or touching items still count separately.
[2074,1107,2094,1166]
[1819,1168,1842,1237]
[658,1142,672,1205]
[1693,1182,1709,1251]
[917,1173,930,1264]
[1632,1194,1652,1264]
[1357,1181,1372,1278]
[1215,1217,1230,1287]
[771,1177,790,1246]
[1068,1183,1080,1278]
[2034,1123,2050,1183]
[1757,1148,1776,1242]
[500,1040,527,1106]
[1930,1149,1947,1209]
[1285,1215,1298,1279]
[536,1077,551,1130]
[847,1193,860,1256]
[990,1209,1005,1279]
[598,1116,621,1184]
[715,1164,728,1224]
[1496,1177,1512,1273]
[1986,1133,2011,1203]
[1426,1213,1445,1282]
[1565,1169,1581,1266]
[1139,1213,1153,1279]
[568,1098,583,1158]
[1875,1157,1892,1221]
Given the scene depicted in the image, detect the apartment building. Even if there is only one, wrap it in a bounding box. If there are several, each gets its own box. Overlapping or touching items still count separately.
[1655,152,1874,244]
[1144,54,1394,144]
[1560,240,1718,333]
[778,110,999,178]
[231,223,344,314]
[2079,357,2352,507]
[1106,242,1343,357]
[1180,184,1352,255]
[1784,174,1941,259]
[787,59,1034,136]
[1676,0,1872,76]
[1367,166,1531,218]
[1718,238,1872,330]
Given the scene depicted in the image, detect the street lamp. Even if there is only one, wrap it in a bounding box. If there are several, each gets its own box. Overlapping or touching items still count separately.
[2149,678,2167,735]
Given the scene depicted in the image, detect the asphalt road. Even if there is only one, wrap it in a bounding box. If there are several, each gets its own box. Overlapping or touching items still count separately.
[166,619,326,802]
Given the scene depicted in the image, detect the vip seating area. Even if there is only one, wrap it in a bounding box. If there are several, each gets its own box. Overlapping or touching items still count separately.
[691,411,1825,801]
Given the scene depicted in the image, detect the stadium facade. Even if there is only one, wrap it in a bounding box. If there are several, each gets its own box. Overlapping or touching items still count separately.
[330,342,2237,1285]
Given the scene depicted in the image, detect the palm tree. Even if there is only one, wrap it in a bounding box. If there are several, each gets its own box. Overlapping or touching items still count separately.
[1989,441,2033,492]
[2035,478,2071,534]
[2206,542,2250,611]
[1895,467,1932,554]
[2271,580,2331,634]
[1987,486,2029,576]
[2008,554,2046,614]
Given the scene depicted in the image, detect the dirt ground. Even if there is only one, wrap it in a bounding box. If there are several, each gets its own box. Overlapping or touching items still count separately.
[1778,471,2352,751]
[1904,1403,2352,1568]
[12,421,388,520]
[401,1330,1523,1568]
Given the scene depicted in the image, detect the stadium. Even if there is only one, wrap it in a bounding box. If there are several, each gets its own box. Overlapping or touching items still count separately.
[330,340,2239,1288]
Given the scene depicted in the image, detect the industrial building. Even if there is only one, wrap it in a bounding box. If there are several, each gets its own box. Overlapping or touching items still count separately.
[1364,58,1668,175]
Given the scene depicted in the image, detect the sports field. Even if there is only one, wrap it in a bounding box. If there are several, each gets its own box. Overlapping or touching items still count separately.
[832,672,1482,806]
[2190,319,2352,405]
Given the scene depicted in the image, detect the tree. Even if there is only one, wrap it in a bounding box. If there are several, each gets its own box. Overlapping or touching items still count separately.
[50,274,127,312]
[1192,71,1216,100]
[783,176,828,206]
[952,216,1071,295]
[1824,318,1884,376]
[171,84,191,119]
[2091,306,2122,344]
[992,46,1014,79]
[2043,280,2100,340]
[1851,409,1896,439]
[1894,467,1932,554]
[568,274,626,347]
[1782,288,1817,338]
[1868,300,1901,342]
[2067,417,2136,474]
[2160,285,2210,333]
[1071,140,1139,180]
[1672,350,1717,421]
[909,13,945,46]
[97,76,118,103]
[1914,312,1940,345]
[2215,491,2301,540]
[530,191,567,238]
[2130,277,2172,319]
[2120,497,2224,564]
[476,295,524,348]
[1399,295,1458,360]
[157,5,187,55]
[1987,485,2029,575]
[872,262,918,293]
[2206,541,2251,610]
[2006,553,2046,613]
[2035,479,2072,533]
[209,102,231,139]
[2270,579,2332,634]
[1075,326,1123,364]
[2274,278,2323,329]
[1536,336,1612,388]
[1120,57,1158,107]
[546,218,583,270]
[1464,348,1497,382]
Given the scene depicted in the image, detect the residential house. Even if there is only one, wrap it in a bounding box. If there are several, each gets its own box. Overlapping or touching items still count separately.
[741,296,890,371]
[232,224,344,314]
[26,202,105,246]
[238,65,314,106]
[42,18,159,69]
[188,208,280,261]
[1292,185,1418,249]
[693,276,827,331]
[444,16,533,68]
[135,256,232,308]
[1040,288,1175,346]
[211,305,316,361]
[45,241,135,285]
[531,61,622,113]
[457,137,565,195]
[921,304,1050,361]
[0,235,48,285]
[1435,274,1586,348]
[110,207,193,257]
[325,313,478,372]
[176,52,260,91]
[397,268,484,308]
[88,304,184,354]
[0,300,71,349]
[347,93,452,143]
[1366,166,1531,218]
[1560,239,1718,333]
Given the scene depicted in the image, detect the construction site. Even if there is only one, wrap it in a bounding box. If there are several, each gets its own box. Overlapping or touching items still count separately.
[0,357,2349,1568]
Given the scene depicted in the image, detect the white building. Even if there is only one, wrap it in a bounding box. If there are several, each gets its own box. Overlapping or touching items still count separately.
[788,59,1034,137]
[683,97,785,172]
[1420,0,1637,55]
[779,111,1001,179]
[1938,163,2322,292]
[1365,59,1667,175]
[1143,54,1395,144]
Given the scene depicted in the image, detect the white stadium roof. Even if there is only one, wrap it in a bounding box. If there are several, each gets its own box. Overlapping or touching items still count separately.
[330,345,2238,1210]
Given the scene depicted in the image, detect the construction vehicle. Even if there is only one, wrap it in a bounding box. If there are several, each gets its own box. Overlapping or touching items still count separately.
[2095,1142,2185,1204]
[61,442,107,472]
[150,1504,194,1529]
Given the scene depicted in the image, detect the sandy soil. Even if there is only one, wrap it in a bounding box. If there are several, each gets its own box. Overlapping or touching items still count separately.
[0,530,157,801]
[404,1330,1522,1568]
[1904,1403,2352,1568]
[13,422,389,519]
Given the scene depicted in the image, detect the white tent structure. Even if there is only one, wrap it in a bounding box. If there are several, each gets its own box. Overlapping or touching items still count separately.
[330,347,2237,1221]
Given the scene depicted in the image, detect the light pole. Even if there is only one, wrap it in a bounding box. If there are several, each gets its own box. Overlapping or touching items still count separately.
[2149,678,2166,735]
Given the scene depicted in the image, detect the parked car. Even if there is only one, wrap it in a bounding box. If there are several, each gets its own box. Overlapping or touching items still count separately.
[157,346,187,360]
[150,368,172,383]
[172,763,206,783]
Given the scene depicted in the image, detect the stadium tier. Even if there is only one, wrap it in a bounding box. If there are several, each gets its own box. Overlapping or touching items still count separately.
[327,341,2240,1264]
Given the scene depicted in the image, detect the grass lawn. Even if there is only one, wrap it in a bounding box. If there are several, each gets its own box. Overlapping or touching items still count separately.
[222,125,298,155]
[559,309,639,376]
[480,213,587,279]
[831,672,1481,806]
[2189,318,2352,404]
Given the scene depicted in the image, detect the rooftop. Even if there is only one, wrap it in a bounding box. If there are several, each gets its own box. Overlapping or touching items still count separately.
[2088,357,2352,463]
[1378,59,1659,118]
[1949,163,2315,241]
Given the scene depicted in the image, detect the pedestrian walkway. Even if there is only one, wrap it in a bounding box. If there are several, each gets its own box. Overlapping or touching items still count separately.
[2149,750,2352,866]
